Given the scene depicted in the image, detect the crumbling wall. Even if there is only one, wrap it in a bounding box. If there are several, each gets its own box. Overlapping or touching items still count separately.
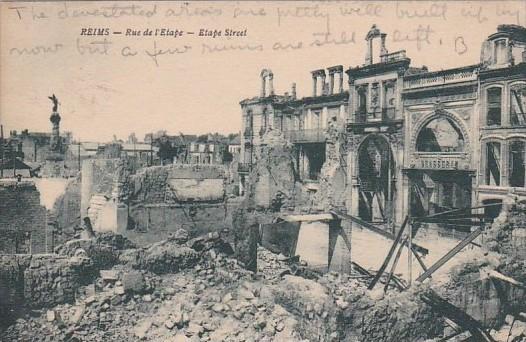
[246,131,304,211]
[485,196,526,258]
[81,159,120,218]
[128,164,226,204]
[313,118,347,211]
[123,164,234,244]
[0,180,48,254]
[0,253,92,324]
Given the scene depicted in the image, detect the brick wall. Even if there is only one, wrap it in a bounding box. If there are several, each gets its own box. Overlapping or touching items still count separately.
[0,180,48,254]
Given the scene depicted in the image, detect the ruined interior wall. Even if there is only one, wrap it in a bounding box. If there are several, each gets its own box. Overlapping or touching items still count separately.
[0,180,48,254]
[128,164,226,204]
[313,119,347,212]
[124,164,233,244]
[127,203,235,245]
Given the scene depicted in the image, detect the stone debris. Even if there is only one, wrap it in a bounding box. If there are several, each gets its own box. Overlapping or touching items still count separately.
[1,230,442,342]
[8,211,526,342]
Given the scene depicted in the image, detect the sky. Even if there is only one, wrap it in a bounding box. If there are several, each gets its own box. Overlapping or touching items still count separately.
[1,1,525,142]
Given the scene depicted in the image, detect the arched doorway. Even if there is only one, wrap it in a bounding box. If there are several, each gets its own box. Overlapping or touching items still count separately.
[357,135,395,223]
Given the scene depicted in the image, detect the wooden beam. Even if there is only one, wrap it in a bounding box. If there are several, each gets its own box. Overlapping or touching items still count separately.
[368,216,408,290]
[411,246,429,272]
[416,227,483,283]
[330,209,429,255]
[384,237,407,292]
[488,270,526,289]
[422,290,494,342]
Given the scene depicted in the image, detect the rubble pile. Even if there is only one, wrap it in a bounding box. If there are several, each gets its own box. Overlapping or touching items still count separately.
[490,313,526,342]
[55,232,136,270]
[1,229,444,342]
[423,196,526,337]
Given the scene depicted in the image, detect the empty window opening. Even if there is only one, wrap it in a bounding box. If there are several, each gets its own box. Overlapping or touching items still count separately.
[487,88,502,126]
[509,140,526,187]
[485,141,501,186]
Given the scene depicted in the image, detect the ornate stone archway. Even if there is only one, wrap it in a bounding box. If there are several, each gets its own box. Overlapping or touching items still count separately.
[411,109,471,156]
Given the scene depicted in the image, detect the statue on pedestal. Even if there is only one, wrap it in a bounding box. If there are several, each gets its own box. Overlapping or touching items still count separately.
[48,94,61,152]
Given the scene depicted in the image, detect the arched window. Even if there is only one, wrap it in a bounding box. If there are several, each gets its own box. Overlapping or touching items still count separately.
[244,110,253,137]
[416,117,465,152]
[357,86,368,122]
[509,140,526,187]
[510,83,526,126]
[486,88,502,126]
[485,141,501,186]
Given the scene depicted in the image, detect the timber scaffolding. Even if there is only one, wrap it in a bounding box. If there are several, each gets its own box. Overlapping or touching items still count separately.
[330,203,515,342]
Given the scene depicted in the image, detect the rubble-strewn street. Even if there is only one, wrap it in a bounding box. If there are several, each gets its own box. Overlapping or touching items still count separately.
[0,230,444,342]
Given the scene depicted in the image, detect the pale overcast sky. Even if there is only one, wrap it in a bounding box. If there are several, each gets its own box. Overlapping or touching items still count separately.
[1,1,524,142]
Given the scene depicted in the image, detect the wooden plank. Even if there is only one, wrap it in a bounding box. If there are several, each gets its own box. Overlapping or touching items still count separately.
[368,216,408,290]
[331,209,395,239]
[351,261,372,277]
[489,270,526,289]
[422,290,494,342]
[384,237,407,292]
[330,209,429,255]
[416,228,483,283]
[281,213,335,222]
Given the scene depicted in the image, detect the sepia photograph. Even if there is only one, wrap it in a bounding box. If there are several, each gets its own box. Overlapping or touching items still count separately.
[0,0,526,341]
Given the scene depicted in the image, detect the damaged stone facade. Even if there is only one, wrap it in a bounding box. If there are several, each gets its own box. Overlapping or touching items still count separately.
[240,24,526,230]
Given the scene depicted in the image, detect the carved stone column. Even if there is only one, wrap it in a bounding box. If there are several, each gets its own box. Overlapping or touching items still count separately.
[268,73,274,96]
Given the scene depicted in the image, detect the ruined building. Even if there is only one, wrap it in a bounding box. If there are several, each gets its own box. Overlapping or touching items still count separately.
[240,24,526,229]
